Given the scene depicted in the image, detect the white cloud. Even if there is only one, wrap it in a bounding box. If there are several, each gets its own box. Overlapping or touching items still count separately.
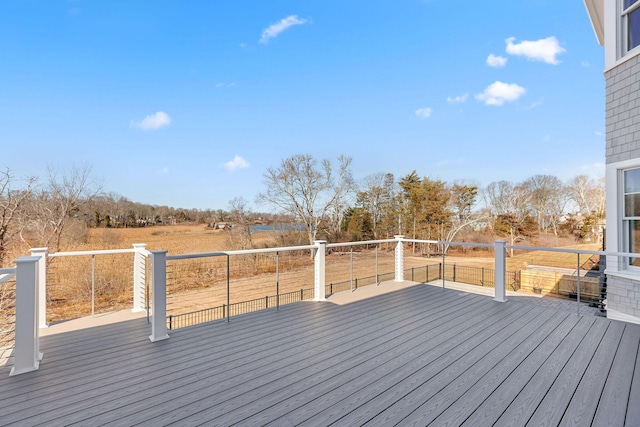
[446,94,468,104]
[475,81,526,106]
[415,107,433,119]
[158,167,169,174]
[223,155,250,171]
[132,111,172,131]
[581,60,591,67]
[505,36,566,65]
[260,15,308,44]
[527,98,544,109]
[215,82,236,88]
[486,54,508,68]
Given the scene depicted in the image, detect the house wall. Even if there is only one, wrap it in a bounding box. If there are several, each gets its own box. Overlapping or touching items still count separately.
[607,275,640,323]
[605,44,640,325]
[605,54,640,164]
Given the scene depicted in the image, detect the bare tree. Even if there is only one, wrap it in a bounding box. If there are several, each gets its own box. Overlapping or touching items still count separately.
[444,181,483,252]
[26,164,101,251]
[358,173,395,239]
[0,168,36,266]
[257,154,354,246]
[523,174,565,235]
[483,180,533,256]
[566,175,605,216]
[227,197,254,250]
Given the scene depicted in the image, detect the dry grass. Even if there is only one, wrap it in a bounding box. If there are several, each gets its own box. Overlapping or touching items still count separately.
[79,225,273,253]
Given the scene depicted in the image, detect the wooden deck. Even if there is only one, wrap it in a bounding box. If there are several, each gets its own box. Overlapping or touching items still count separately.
[0,283,639,426]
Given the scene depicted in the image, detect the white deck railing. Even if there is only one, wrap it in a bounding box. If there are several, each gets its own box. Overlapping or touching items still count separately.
[4,257,41,376]
[7,236,640,375]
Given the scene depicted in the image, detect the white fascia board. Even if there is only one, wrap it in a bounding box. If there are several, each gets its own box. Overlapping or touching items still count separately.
[584,0,605,46]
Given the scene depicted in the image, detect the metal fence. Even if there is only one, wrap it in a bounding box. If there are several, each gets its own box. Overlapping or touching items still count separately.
[441,263,521,290]
[166,287,315,329]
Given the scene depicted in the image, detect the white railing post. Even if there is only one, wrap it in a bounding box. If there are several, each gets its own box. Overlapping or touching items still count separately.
[494,240,507,302]
[149,250,169,342]
[314,240,327,301]
[11,256,43,376]
[395,235,405,282]
[29,247,48,329]
[132,244,147,313]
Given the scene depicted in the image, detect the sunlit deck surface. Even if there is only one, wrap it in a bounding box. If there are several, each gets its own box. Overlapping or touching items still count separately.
[1,282,640,426]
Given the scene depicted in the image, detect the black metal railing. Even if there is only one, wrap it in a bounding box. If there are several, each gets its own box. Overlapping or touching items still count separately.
[441,264,521,291]
[167,287,314,329]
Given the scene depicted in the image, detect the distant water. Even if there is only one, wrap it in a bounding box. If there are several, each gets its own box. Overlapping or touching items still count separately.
[250,224,305,233]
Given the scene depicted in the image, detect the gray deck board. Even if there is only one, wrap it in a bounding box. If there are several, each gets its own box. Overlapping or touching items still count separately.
[415,312,580,426]
[591,325,640,427]
[555,321,626,427]
[526,320,624,426]
[297,304,540,427]
[352,306,555,426]
[251,299,506,426]
[0,284,638,426]
[3,286,450,425]
[98,290,474,425]
[625,336,640,426]
[0,292,373,406]
[189,297,503,426]
[462,315,596,426]
[493,316,609,426]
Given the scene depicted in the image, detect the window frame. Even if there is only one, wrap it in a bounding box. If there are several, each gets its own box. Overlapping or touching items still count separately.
[621,0,640,56]
[622,167,640,268]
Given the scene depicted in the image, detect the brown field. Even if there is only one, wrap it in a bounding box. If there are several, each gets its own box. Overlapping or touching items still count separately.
[79,224,274,253]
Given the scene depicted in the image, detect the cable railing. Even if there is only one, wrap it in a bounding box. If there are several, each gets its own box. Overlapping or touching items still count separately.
[164,245,316,328]
[45,245,150,323]
[325,241,393,293]
[505,244,604,307]
[164,240,509,330]
[10,236,640,376]
[21,239,619,332]
[0,268,16,367]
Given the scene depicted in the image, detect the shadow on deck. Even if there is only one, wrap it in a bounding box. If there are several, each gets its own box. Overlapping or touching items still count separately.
[0,283,639,426]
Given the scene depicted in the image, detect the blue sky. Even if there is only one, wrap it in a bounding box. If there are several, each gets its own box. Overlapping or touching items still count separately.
[1,0,604,210]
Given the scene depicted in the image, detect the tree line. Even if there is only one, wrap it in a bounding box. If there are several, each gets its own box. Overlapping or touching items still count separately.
[0,156,605,266]
[0,165,286,266]
[257,154,605,253]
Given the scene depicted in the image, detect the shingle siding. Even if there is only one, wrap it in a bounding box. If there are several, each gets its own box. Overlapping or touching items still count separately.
[606,55,640,321]
[607,275,640,318]
[606,56,640,163]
